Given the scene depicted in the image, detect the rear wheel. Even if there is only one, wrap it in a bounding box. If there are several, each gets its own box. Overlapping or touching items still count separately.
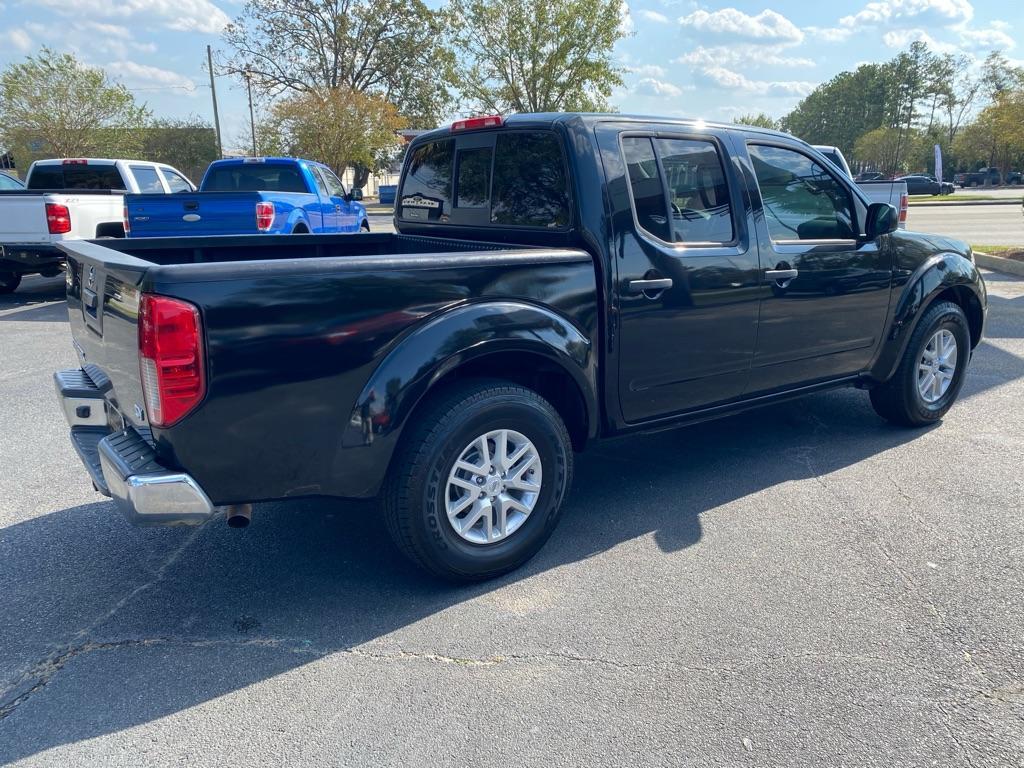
[382,380,573,581]
[870,301,970,426]
[0,271,21,294]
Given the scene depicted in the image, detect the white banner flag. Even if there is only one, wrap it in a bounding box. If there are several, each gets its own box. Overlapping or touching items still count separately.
[935,144,943,183]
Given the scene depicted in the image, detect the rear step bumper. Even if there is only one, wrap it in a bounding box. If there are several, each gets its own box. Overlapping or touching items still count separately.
[55,368,216,526]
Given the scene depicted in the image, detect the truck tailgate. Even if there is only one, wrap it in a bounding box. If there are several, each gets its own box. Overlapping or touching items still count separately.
[0,196,49,244]
[61,240,152,432]
[126,192,261,238]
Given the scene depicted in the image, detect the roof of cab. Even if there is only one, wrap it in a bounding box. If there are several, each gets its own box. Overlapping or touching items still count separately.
[412,111,796,144]
[210,157,324,167]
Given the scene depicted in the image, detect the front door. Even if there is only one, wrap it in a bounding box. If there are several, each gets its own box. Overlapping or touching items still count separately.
[742,141,893,393]
[601,126,761,424]
[320,167,359,232]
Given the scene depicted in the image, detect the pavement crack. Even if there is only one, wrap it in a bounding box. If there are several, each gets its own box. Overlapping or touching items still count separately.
[936,702,982,768]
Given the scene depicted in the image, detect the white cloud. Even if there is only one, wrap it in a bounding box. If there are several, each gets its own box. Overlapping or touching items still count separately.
[619,2,634,35]
[108,61,197,94]
[638,9,669,23]
[840,0,973,30]
[33,0,230,34]
[678,8,804,45]
[6,27,32,53]
[675,45,814,69]
[958,25,1015,51]
[804,26,854,43]
[881,28,959,53]
[626,64,668,78]
[635,77,685,97]
[699,65,815,97]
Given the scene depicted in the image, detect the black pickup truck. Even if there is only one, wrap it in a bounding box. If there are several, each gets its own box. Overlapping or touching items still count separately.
[55,113,987,580]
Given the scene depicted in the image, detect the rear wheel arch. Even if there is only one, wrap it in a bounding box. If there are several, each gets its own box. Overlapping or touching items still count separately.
[292,222,309,234]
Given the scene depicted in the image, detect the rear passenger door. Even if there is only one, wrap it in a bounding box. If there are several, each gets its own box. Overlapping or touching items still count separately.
[599,126,761,422]
[741,140,892,392]
[129,165,167,194]
[319,167,359,232]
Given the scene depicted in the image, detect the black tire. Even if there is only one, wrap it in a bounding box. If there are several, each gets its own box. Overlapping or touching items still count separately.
[382,379,574,581]
[870,301,970,427]
[0,271,21,294]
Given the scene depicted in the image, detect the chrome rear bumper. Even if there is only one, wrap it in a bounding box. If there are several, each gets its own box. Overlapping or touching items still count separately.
[55,368,216,526]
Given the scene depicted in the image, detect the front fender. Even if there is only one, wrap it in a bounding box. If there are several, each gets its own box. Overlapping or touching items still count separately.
[869,251,984,382]
[329,301,596,497]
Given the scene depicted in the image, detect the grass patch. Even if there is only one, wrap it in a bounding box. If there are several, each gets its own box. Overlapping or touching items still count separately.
[908,194,1012,203]
[972,245,1024,262]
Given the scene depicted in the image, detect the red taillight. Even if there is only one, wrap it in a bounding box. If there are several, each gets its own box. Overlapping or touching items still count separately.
[255,201,275,231]
[451,115,503,131]
[898,193,908,223]
[46,203,71,234]
[123,204,131,235]
[138,294,205,428]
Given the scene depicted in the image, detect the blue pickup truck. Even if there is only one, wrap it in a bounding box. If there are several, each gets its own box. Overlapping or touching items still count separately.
[124,157,369,238]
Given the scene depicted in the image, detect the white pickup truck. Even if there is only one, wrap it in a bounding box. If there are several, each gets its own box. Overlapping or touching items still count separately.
[0,158,194,292]
[812,145,908,229]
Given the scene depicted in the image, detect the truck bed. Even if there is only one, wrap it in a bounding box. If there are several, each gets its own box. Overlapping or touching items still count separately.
[57,233,597,504]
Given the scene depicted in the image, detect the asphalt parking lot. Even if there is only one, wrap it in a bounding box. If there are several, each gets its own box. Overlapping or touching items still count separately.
[1,271,1022,767]
[909,202,1024,247]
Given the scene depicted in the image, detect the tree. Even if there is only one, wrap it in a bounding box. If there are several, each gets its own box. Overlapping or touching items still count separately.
[142,116,219,183]
[0,48,150,163]
[732,113,779,130]
[258,88,405,177]
[222,0,453,127]
[446,0,627,114]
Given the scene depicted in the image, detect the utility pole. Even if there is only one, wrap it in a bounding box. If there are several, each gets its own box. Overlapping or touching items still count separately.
[206,45,223,158]
[244,67,258,157]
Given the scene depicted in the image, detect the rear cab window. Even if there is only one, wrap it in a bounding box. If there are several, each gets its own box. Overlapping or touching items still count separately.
[27,163,126,190]
[399,129,571,229]
[621,134,736,245]
[130,165,165,193]
[203,163,309,193]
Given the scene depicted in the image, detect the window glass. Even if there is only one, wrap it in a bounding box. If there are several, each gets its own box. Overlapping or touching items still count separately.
[456,147,492,208]
[161,169,194,193]
[654,138,734,243]
[131,166,165,193]
[491,132,569,227]
[27,164,125,190]
[310,167,330,198]
[400,140,453,221]
[748,145,856,241]
[0,173,22,190]
[622,137,670,242]
[319,167,348,198]
[203,164,308,193]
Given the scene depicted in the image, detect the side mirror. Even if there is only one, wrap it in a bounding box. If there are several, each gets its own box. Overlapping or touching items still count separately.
[864,202,898,239]
[350,188,363,201]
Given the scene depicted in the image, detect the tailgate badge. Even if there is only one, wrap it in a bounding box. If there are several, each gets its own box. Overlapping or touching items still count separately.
[182,214,201,222]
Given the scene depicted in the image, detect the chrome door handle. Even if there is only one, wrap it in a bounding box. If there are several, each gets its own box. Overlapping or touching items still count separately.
[765,269,798,281]
[628,278,673,295]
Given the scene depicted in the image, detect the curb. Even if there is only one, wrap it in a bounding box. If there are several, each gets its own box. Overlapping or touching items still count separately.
[908,199,1021,207]
[974,251,1024,277]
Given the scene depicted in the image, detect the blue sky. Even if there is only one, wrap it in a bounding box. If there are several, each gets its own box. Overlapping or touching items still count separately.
[1,0,1021,151]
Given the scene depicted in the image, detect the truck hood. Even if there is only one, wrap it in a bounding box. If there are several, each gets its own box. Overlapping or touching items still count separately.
[888,229,972,272]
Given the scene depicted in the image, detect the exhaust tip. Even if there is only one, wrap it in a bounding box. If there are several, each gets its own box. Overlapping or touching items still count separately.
[225,503,252,529]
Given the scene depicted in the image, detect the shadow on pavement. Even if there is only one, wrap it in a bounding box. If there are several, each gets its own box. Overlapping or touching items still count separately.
[0,390,940,762]
[0,276,67,323]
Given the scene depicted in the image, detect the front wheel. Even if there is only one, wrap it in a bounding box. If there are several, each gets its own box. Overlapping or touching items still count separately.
[0,271,21,294]
[870,301,971,427]
[382,380,573,581]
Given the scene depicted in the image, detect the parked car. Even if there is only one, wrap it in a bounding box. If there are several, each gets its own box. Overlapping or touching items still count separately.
[897,175,944,196]
[0,171,24,190]
[54,113,986,581]
[807,146,907,227]
[1006,171,1022,185]
[0,158,193,293]
[954,168,1002,187]
[124,157,368,238]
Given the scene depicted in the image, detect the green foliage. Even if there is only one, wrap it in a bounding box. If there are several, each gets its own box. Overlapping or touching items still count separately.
[0,47,150,164]
[223,0,453,127]
[732,113,779,130]
[141,116,219,183]
[446,0,627,113]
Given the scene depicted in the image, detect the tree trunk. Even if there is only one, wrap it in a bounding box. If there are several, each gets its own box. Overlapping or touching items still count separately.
[352,163,370,189]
